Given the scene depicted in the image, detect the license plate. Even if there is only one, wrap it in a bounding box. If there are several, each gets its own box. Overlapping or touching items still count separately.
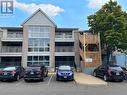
[116,72,120,75]
[64,76,67,78]
[4,72,7,75]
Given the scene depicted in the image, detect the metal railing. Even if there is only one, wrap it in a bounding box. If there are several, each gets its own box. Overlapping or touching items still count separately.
[85,51,100,60]
[1,46,22,53]
[55,46,74,52]
[55,34,73,39]
[7,32,23,38]
[85,35,99,43]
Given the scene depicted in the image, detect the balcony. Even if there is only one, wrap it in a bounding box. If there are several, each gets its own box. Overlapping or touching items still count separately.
[85,35,99,44]
[55,33,74,42]
[55,46,74,52]
[1,46,22,53]
[55,46,75,56]
[0,47,22,56]
[1,32,23,42]
[85,51,100,60]
[79,33,99,44]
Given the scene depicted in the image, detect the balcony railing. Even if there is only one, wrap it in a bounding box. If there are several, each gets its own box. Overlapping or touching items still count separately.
[85,35,99,43]
[7,32,23,38]
[79,33,99,44]
[55,46,74,52]
[1,46,22,53]
[55,34,73,39]
[85,51,100,60]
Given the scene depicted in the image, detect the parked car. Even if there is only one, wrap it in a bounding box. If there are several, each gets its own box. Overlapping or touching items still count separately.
[56,65,74,81]
[93,65,124,82]
[0,66,25,81]
[121,67,127,80]
[24,65,48,82]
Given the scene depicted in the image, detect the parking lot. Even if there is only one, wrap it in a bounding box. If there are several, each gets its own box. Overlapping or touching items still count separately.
[0,73,127,95]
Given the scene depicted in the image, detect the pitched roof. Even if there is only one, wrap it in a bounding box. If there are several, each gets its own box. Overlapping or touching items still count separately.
[21,8,57,27]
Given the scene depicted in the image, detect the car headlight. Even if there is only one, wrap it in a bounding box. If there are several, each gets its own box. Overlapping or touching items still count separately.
[58,72,62,76]
[68,72,73,76]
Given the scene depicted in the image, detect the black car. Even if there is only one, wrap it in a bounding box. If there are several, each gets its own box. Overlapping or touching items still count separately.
[24,65,48,82]
[121,67,127,80]
[93,65,124,82]
[0,66,24,81]
[56,65,74,81]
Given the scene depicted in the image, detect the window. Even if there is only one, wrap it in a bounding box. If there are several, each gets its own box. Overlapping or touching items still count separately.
[28,26,50,38]
[33,56,38,61]
[28,38,33,46]
[28,26,50,52]
[45,47,49,51]
[39,56,43,61]
[39,39,45,46]
[28,56,32,61]
[27,56,49,66]
[39,48,44,52]
[28,47,33,52]
[28,38,50,52]
[33,38,38,46]
[34,48,38,52]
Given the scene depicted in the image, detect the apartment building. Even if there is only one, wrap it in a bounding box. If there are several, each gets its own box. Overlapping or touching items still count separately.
[0,9,101,74]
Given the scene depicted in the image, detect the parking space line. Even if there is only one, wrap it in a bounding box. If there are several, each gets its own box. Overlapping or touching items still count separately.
[73,79,78,87]
[46,74,54,86]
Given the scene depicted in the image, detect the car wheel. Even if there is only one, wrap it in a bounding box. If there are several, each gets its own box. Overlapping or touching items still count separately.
[46,71,48,77]
[71,78,74,81]
[40,77,44,82]
[93,72,97,77]
[56,77,59,81]
[118,79,123,82]
[45,71,48,77]
[24,79,28,82]
[104,75,107,81]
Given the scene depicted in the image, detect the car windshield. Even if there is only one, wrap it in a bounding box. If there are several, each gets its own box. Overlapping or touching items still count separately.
[58,66,71,71]
[3,67,16,71]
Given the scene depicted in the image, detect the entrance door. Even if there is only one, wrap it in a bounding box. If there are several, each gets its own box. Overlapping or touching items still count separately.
[55,56,74,67]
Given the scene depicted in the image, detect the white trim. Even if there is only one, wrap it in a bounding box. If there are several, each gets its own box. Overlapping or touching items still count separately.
[0,53,22,56]
[27,52,50,56]
[55,52,75,56]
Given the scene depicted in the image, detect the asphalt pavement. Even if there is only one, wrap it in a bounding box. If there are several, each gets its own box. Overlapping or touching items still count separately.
[0,73,127,95]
